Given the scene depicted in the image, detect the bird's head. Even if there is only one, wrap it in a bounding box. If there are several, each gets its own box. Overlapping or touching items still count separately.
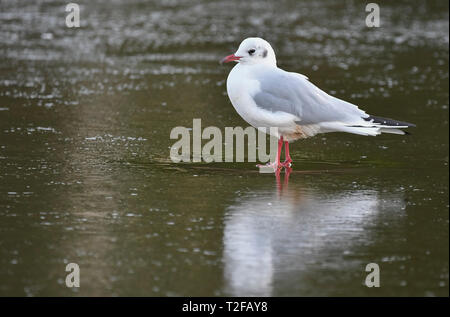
[220,37,276,66]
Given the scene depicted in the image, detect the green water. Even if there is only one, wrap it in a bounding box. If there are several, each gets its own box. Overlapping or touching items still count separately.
[0,0,448,296]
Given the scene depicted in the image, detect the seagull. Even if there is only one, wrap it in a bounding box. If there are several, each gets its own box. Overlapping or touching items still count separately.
[220,37,415,169]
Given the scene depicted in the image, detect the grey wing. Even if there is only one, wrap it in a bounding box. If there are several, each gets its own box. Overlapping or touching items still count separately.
[252,69,368,124]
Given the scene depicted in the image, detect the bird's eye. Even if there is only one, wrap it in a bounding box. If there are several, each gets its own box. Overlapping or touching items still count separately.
[248,49,256,55]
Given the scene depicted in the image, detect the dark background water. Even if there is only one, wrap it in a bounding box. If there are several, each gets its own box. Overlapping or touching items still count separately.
[0,0,448,296]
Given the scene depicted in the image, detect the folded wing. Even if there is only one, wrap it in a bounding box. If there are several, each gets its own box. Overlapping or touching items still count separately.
[251,68,369,125]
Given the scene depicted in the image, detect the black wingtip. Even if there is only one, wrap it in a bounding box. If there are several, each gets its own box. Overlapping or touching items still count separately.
[364,115,416,128]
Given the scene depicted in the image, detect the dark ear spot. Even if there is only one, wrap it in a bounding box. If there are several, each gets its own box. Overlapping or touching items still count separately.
[262,49,268,58]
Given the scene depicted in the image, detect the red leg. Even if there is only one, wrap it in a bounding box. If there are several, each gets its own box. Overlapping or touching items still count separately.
[280,140,293,167]
[257,136,284,170]
[284,141,292,163]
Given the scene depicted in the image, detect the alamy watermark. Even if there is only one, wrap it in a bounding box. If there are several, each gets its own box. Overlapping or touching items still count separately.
[65,3,80,28]
[365,263,380,287]
[64,3,380,29]
[365,3,380,27]
[170,119,278,164]
[65,263,80,288]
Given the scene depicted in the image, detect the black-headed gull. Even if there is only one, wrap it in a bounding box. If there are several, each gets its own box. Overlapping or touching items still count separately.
[221,37,415,169]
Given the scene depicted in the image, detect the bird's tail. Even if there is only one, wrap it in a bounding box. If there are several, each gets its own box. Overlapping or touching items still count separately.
[319,116,416,136]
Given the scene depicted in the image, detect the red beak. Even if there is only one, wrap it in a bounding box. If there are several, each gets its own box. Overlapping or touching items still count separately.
[220,54,241,64]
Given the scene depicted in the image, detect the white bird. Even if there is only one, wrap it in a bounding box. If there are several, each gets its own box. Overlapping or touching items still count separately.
[221,37,415,169]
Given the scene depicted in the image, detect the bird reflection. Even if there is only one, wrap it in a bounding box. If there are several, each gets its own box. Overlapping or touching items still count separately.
[222,168,405,296]
[274,167,292,197]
